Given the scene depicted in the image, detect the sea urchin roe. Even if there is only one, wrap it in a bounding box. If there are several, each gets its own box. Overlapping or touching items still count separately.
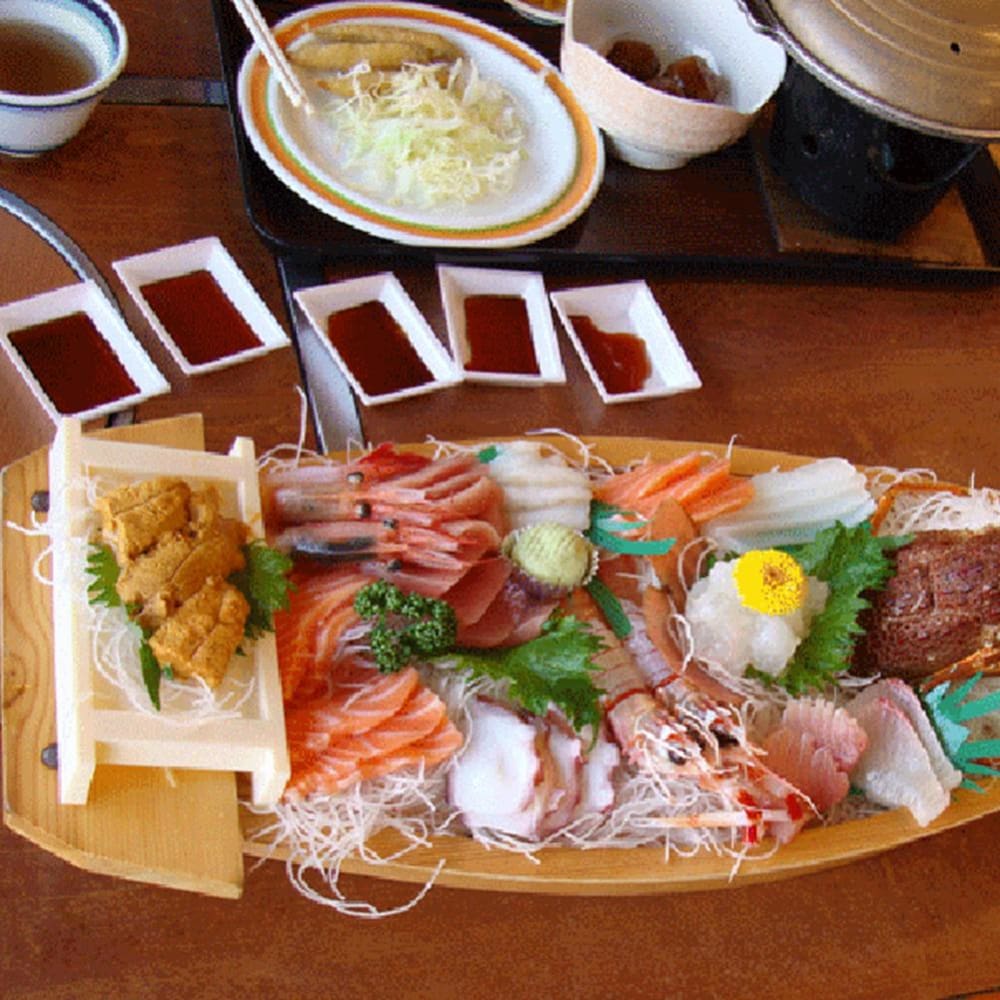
[9,312,139,415]
[326,300,432,397]
[140,270,261,366]
[568,314,651,395]
[463,294,539,375]
[734,549,807,616]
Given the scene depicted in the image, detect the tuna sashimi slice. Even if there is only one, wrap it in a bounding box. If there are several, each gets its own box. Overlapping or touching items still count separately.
[848,696,952,826]
[443,557,513,627]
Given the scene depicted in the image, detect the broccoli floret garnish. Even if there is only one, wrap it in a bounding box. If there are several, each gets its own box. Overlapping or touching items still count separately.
[354,580,457,672]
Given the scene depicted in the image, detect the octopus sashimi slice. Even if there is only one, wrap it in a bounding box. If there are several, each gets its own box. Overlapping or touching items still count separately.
[449,699,542,836]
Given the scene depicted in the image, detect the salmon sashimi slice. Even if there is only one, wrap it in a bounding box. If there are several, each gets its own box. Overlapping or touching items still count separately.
[293,604,368,700]
[354,716,464,786]
[284,665,421,765]
[593,452,704,506]
[685,476,755,525]
[334,687,446,761]
[286,664,420,742]
[286,685,450,799]
[274,571,368,702]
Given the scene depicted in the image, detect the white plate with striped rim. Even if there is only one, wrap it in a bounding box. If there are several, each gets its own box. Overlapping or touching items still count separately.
[237,1,603,248]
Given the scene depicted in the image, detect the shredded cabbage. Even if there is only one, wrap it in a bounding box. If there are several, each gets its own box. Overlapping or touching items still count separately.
[330,59,526,207]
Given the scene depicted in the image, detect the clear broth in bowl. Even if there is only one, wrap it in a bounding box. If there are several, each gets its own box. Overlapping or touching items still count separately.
[0,20,98,96]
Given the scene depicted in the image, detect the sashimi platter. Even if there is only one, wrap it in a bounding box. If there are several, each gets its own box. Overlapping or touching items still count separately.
[4,416,1000,914]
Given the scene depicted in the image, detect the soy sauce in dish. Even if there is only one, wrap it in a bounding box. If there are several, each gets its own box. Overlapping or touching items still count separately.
[326,300,432,396]
[9,312,138,414]
[568,314,650,395]
[0,21,98,96]
[139,270,261,366]
[463,294,539,375]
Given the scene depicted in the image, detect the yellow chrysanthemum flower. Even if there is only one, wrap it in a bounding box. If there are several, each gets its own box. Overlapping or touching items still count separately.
[733,549,807,616]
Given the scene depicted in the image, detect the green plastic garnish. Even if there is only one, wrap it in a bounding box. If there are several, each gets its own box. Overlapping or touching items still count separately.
[923,674,1000,792]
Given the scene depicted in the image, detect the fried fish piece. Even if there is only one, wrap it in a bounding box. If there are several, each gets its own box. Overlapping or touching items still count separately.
[309,23,461,63]
[148,576,250,689]
[314,64,452,98]
[289,39,442,72]
[95,477,192,562]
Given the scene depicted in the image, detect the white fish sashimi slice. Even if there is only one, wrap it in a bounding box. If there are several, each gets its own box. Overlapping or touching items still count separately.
[704,458,875,552]
[739,458,868,504]
[502,483,593,509]
[508,504,591,532]
[848,696,951,826]
[849,679,961,792]
[706,500,876,554]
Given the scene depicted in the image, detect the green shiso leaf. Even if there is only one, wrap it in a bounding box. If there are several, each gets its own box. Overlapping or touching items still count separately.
[229,540,295,640]
[444,614,604,733]
[775,521,911,695]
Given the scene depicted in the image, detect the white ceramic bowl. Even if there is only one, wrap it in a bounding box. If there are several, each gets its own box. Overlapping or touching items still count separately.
[561,0,785,169]
[0,0,128,157]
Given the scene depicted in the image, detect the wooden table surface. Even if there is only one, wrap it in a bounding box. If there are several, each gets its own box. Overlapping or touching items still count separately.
[2,3,999,997]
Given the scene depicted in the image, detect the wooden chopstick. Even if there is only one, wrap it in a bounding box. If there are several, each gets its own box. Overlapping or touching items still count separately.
[229,0,313,113]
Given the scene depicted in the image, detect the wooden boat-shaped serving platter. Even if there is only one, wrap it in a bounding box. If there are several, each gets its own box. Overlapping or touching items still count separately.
[3,415,999,899]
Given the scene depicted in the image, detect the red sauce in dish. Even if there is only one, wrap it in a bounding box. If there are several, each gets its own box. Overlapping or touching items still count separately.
[140,270,261,366]
[568,314,651,395]
[463,294,539,375]
[326,300,432,396]
[9,311,139,414]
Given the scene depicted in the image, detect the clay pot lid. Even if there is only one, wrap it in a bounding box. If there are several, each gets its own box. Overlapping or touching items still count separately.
[738,0,1000,140]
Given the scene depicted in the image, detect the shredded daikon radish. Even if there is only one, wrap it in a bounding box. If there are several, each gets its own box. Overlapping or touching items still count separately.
[330,59,525,207]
